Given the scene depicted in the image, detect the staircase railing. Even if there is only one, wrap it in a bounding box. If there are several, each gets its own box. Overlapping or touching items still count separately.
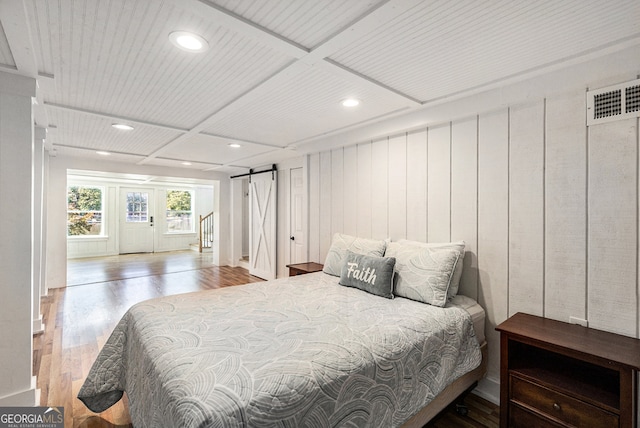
[199,212,214,252]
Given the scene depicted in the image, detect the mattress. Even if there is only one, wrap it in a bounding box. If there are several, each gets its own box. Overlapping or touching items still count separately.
[448,294,486,344]
[79,272,482,427]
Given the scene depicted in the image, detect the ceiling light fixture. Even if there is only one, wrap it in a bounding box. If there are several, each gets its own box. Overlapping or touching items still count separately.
[181,161,192,166]
[169,31,209,53]
[112,123,134,131]
[228,143,241,148]
[341,98,360,107]
[96,151,111,156]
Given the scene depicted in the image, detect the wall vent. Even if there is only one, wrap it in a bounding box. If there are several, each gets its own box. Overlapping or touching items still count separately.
[587,78,640,125]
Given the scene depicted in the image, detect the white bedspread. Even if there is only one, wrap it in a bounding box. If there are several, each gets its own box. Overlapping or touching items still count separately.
[79,272,481,427]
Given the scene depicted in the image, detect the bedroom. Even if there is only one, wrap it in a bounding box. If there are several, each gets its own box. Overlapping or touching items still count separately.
[1,0,640,426]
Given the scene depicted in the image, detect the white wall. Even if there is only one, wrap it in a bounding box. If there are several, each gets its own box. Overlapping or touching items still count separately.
[0,71,38,405]
[46,156,231,288]
[306,55,640,404]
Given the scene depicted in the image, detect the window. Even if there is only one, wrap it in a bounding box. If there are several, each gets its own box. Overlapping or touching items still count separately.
[126,192,149,222]
[67,186,104,236]
[166,190,193,232]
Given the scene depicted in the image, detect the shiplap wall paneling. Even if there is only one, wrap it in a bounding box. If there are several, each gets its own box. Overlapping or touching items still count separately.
[356,142,373,239]
[587,118,638,336]
[508,101,545,317]
[308,154,320,263]
[388,134,407,241]
[343,145,358,237]
[406,129,428,242]
[451,117,478,300]
[477,109,510,381]
[544,92,587,323]
[319,151,333,261]
[427,124,452,242]
[331,149,344,237]
[371,138,389,240]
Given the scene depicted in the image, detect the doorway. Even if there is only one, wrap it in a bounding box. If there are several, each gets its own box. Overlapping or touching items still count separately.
[289,167,305,264]
[119,188,155,254]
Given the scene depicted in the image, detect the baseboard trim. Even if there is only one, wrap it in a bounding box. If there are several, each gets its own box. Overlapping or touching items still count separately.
[0,378,40,406]
[473,375,500,405]
[33,318,44,335]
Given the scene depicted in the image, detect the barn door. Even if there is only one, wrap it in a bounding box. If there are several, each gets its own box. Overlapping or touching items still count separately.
[249,170,277,280]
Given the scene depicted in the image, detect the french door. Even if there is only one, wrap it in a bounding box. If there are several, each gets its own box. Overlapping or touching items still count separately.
[119,188,155,254]
[249,172,277,280]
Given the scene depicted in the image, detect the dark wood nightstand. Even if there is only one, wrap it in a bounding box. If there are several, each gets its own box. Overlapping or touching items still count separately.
[286,262,323,277]
[496,312,640,428]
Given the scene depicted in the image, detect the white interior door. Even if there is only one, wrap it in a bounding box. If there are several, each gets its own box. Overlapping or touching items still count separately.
[249,172,277,280]
[289,167,305,264]
[119,188,155,254]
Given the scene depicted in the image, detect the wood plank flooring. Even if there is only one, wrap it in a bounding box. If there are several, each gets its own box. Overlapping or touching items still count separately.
[34,251,499,427]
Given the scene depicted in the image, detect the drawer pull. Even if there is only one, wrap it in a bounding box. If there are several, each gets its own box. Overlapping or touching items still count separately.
[553,403,561,411]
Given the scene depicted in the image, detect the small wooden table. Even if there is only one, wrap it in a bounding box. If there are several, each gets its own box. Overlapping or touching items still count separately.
[286,262,324,277]
[496,312,640,428]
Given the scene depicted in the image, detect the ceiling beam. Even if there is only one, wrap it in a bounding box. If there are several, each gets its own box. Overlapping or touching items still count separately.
[0,1,37,77]
[137,61,299,164]
[44,102,190,133]
[165,0,309,59]
[139,0,423,166]
[0,0,49,127]
[171,0,421,107]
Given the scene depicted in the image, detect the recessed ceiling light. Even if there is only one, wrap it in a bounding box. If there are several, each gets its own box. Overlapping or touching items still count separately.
[181,161,192,166]
[112,123,134,131]
[341,98,360,107]
[96,151,110,156]
[228,143,241,148]
[169,31,209,53]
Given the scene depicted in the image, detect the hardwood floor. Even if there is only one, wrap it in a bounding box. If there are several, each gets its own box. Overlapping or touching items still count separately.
[34,251,499,427]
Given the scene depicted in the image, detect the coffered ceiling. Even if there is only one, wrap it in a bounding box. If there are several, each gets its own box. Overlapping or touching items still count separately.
[0,0,638,174]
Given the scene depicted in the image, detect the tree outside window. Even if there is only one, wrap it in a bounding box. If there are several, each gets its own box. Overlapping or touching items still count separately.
[68,186,104,236]
[166,190,193,233]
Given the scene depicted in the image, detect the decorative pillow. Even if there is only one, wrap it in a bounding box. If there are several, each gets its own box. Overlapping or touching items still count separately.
[339,251,396,299]
[385,241,461,307]
[323,233,387,276]
[397,239,465,298]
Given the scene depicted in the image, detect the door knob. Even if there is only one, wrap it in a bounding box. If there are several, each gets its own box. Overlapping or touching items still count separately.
[290,236,295,241]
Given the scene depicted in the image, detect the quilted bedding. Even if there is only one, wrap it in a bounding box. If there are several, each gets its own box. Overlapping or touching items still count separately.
[78,272,481,427]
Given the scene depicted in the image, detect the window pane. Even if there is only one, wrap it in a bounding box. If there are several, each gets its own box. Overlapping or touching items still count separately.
[126,192,149,223]
[67,186,103,236]
[166,190,193,232]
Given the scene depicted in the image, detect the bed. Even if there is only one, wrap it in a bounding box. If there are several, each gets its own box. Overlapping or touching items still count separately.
[79,236,486,427]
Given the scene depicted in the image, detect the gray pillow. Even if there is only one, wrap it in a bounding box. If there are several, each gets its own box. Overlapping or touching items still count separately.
[323,233,387,276]
[339,250,396,299]
[397,239,465,298]
[385,242,461,307]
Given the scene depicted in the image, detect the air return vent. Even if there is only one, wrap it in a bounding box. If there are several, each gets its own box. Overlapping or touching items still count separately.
[587,79,640,125]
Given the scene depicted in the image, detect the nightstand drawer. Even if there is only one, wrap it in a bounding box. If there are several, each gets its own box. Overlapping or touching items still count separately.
[508,403,563,428]
[510,375,618,428]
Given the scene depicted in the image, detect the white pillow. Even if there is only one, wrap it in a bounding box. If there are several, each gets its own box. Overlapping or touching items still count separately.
[397,239,465,298]
[385,241,461,307]
[323,233,387,276]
